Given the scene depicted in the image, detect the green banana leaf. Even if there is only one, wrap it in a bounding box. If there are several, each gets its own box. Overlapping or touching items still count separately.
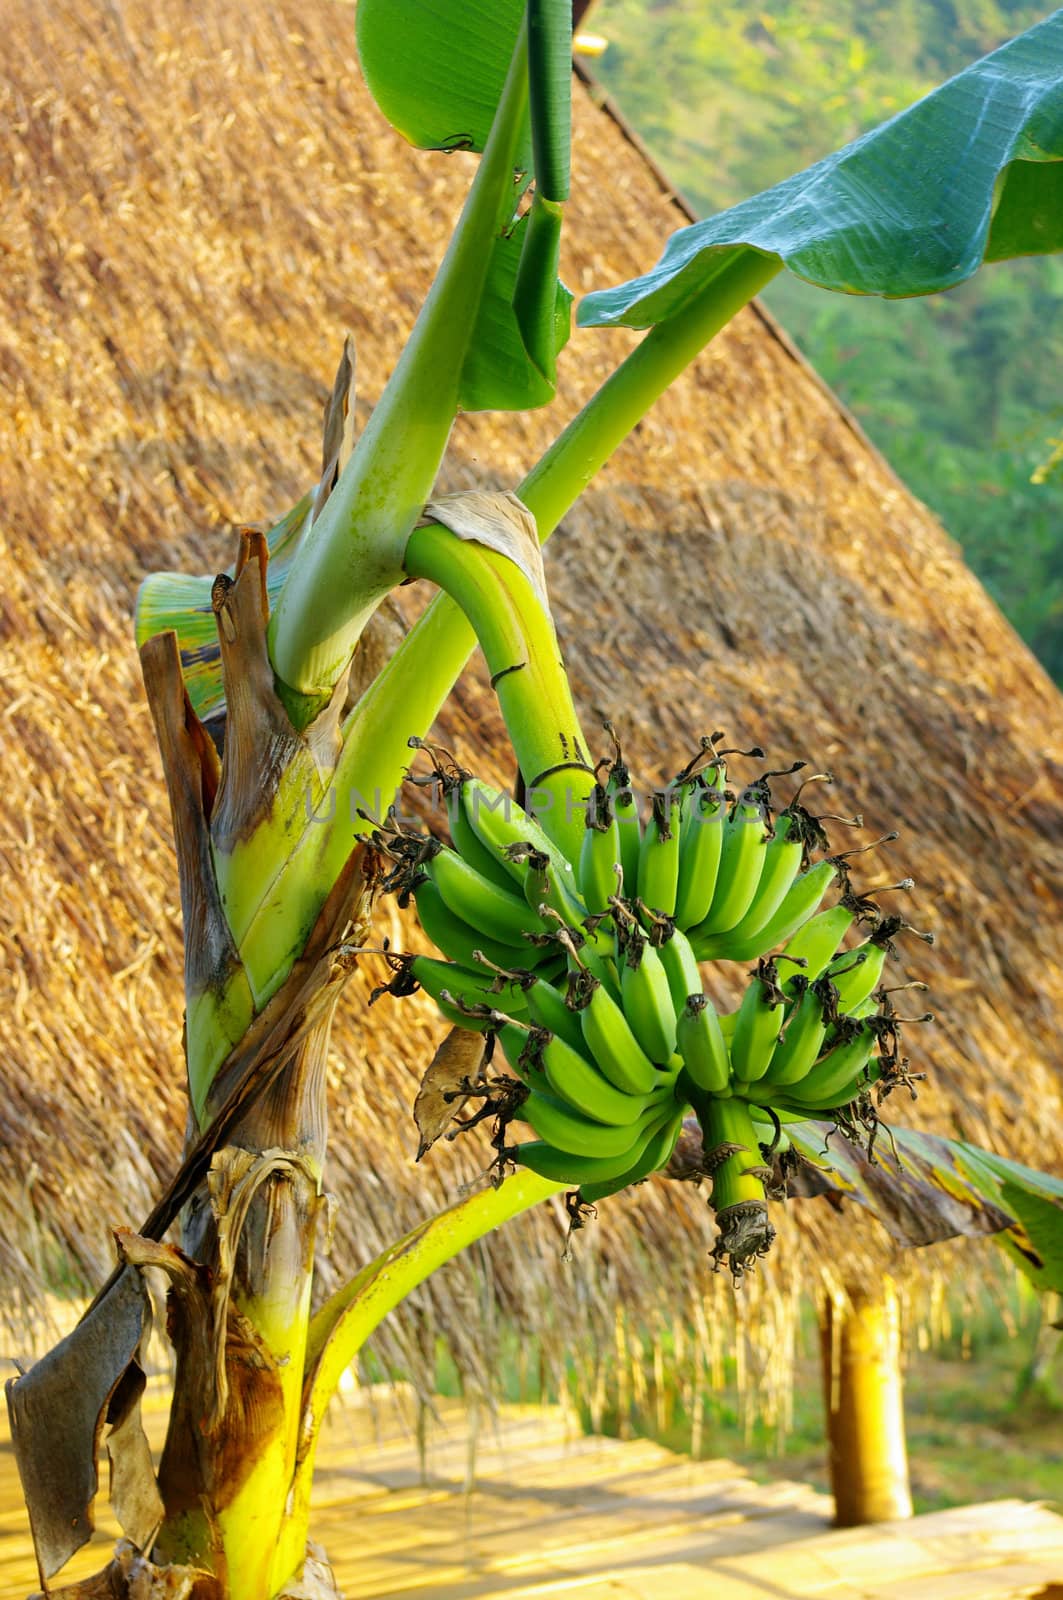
[356,0,527,159]
[787,1119,1063,1295]
[579,10,1063,328]
[134,493,312,725]
[357,0,571,410]
[461,212,572,409]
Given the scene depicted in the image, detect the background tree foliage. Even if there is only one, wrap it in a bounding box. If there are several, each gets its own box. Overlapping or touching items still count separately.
[593,0,1063,680]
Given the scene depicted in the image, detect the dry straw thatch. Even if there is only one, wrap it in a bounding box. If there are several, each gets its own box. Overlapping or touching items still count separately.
[2,0,1063,1417]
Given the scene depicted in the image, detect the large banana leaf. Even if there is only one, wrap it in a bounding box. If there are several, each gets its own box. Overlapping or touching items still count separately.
[579,11,1063,328]
[356,0,526,158]
[786,1120,1063,1295]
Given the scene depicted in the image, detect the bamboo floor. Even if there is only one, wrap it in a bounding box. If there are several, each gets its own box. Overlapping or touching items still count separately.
[0,1383,1061,1599]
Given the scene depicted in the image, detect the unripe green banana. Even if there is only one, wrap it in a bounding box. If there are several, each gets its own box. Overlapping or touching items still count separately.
[520,848,595,942]
[638,788,682,916]
[526,972,590,1055]
[509,1139,628,1185]
[532,1030,651,1125]
[698,788,769,935]
[519,1089,667,1157]
[657,926,703,1015]
[578,1102,688,1203]
[827,941,889,1012]
[761,981,828,1086]
[569,943,624,1003]
[462,777,579,894]
[676,994,730,1093]
[778,903,856,994]
[729,962,787,1083]
[495,1021,548,1085]
[694,859,837,962]
[579,980,659,1095]
[725,814,804,941]
[776,1023,878,1111]
[620,927,679,1064]
[674,768,726,929]
[410,955,530,1022]
[413,879,541,972]
[579,783,623,915]
[428,846,546,945]
[603,732,641,893]
[447,786,516,891]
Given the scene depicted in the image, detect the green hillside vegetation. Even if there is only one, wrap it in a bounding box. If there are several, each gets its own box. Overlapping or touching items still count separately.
[592,0,1063,680]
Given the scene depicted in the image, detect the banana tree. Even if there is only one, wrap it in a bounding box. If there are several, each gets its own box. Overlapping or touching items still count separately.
[8,5,1063,1597]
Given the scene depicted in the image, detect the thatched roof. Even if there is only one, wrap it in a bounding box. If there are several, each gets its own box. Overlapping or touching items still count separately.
[3,0,1063,1410]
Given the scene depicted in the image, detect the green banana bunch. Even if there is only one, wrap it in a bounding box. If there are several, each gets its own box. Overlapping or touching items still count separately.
[381,731,932,1278]
[579,781,623,915]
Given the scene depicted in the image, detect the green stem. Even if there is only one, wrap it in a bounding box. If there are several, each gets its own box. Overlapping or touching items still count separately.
[403,524,593,859]
[271,1171,562,1590]
[337,249,781,773]
[267,32,531,710]
[523,249,781,535]
[695,1092,768,1214]
[284,253,781,916]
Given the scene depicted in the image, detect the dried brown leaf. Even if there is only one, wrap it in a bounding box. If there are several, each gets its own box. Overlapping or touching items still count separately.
[275,1543,342,1599]
[6,1269,150,1583]
[104,1363,164,1557]
[30,1538,210,1599]
[413,1027,486,1160]
[313,333,357,522]
[421,490,547,606]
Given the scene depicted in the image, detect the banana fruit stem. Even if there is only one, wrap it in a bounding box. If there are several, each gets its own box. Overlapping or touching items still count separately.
[692,1091,777,1276]
[698,1095,766,1211]
[403,524,593,861]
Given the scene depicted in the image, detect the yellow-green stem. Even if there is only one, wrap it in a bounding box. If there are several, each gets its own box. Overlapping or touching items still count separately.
[402,525,593,861]
[268,32,531,707]
[695,1093,768,1213]
[327,251,782,826]
[270,1171,562,1590]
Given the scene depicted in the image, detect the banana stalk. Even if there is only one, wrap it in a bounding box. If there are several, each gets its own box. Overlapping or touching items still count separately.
[691,1092,776,1276]
[403,522,594,863]
[275,1171,563,1589]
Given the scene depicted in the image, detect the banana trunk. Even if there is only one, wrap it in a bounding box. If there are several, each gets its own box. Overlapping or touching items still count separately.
[139,547,375,1596]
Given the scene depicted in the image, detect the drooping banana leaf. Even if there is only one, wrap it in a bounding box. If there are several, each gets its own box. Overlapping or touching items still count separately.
[579,10,1063,328]
[786,1119,1063,1295]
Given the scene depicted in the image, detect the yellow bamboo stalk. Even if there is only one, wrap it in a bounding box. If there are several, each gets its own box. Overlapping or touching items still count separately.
[820,1278,913,1526]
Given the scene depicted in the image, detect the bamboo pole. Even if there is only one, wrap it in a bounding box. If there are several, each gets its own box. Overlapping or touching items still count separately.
[820,1278,913,1526]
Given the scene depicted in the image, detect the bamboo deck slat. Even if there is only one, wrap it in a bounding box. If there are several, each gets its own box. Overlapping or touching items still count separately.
[0,1388,1060,1599]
